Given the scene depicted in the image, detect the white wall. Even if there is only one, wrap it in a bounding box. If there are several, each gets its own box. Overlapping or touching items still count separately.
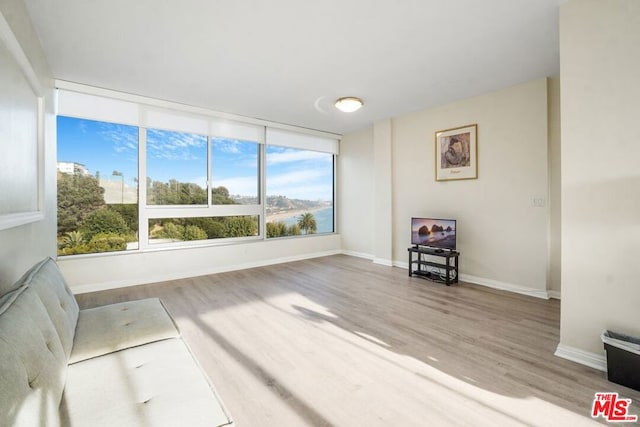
[339,127,374,258]
[340,79,551,297]
[372,119,393,265]
[0,0,56,294]
[59,235,341,292]
[559,0,640,358]
[394,79,550,295]
[548,76,562,298]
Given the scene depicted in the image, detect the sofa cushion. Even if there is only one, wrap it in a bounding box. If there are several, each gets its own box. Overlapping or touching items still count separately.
[61,338,233,427]
[69,298,180,364]
[15,257,79,359]
[0,286,67,427]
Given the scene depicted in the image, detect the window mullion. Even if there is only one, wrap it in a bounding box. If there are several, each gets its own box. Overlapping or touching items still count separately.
[207,135,212,207]
[260,139,266,240]
[138,127,149,251]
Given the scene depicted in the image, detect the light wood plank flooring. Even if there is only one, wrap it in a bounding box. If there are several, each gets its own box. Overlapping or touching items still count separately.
[76,255,640,426]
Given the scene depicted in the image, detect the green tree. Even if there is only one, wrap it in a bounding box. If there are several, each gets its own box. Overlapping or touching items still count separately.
[223,216,258,237]
[287,223,301,236]
[177,181,207,204]
[183,225,207,241]
[267,221,287,238]
[158,222,185,240]
[297,212,317,235]
[57,173,105,235]
[59,230,86,249]
[211,186,238,205]
[57,232,126,255]
[148,179,207,205]
[80,208,130,240]
[85,233,127,252]
[183,217,225,239]
[108,204,138,233]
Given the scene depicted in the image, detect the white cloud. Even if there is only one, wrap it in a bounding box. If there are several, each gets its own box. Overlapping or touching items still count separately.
[266,169,327,187]
[267,149,331,165]
[214,140,241,154]
[147,129,206,161]
[98,123,138,154]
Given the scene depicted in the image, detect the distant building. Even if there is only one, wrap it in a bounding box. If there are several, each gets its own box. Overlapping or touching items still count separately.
[57,161,90,176]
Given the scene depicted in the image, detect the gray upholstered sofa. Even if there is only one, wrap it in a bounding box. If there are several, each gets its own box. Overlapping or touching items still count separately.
[0,257,233,427]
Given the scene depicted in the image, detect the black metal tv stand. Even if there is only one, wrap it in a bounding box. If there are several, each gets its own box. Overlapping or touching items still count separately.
[408,246,459,286]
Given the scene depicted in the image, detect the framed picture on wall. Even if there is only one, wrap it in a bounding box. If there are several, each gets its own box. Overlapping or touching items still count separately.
[435,124,477,181]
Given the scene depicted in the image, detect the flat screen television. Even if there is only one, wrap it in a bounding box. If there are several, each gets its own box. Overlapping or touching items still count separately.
[411,217,457,251]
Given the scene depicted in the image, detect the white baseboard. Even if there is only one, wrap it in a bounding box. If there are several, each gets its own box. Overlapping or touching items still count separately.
[547,290,561,300]
[391,257,551,299]
[555,343,607,372]
[394,260,409,270]
[341,250,374,260]
[372,258,393,267]
[72,249,342,294]
[460,273,550,299]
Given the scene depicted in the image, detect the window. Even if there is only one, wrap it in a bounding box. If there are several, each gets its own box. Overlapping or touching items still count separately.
[56,116,139,255]
[265,146,334,237]
[55,88,337,256]
[211,138,259,205]
[146,129,207,205]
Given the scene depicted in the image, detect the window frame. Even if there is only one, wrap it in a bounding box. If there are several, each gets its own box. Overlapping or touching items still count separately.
[138,129,264,251]
[264,145,336,239]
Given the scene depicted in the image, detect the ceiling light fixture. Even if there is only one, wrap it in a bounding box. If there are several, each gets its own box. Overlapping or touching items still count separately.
[335,97,363,113]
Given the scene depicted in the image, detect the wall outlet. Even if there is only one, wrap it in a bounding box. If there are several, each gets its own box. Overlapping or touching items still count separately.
[532,197,546,207]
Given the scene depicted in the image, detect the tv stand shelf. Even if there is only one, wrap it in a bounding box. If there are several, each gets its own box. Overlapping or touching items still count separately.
[408,246,459,286]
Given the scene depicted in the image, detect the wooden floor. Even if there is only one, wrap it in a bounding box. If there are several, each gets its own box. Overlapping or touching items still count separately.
[77,255,639,426]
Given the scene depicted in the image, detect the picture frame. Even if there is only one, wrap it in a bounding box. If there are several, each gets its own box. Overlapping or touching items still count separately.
[435,124,477,181]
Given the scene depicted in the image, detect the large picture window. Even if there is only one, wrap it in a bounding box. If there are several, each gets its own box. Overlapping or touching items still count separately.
[56,116,139,255]
[56,89,337,256]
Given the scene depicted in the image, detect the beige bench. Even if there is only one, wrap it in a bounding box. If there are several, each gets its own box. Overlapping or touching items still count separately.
[0,258,233,427]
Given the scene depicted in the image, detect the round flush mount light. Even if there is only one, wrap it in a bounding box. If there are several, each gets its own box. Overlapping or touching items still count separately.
[335,97,363,113]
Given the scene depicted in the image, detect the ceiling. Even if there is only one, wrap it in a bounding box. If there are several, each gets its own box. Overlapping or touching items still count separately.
[24,0,563,135]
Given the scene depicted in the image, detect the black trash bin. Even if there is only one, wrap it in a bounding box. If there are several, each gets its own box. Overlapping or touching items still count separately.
[602,330,640,391]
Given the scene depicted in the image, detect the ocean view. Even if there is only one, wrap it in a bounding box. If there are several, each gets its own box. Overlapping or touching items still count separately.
[274,207,334,234]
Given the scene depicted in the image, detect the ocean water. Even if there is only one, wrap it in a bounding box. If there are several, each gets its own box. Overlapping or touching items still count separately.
[411,230,456,249]
[280,207,334,234]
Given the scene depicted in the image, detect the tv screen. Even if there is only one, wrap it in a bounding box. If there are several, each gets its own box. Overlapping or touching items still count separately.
[411,217,456,250]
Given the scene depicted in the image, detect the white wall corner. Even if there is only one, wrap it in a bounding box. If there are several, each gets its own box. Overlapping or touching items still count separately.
[555,343,606,372]
[372,258,394,267]
[393,260,409,270]
[547,290,561,300]
[459,273,549,299]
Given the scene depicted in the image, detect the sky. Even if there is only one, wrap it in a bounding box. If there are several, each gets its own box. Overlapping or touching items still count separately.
[57,116,333,201]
